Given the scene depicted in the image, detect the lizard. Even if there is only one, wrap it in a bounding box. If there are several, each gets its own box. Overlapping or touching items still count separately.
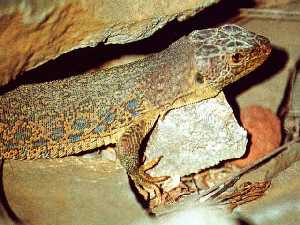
[0,24,271,204]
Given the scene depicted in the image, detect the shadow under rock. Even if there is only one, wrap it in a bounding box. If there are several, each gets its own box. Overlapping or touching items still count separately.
[238,217,253,225]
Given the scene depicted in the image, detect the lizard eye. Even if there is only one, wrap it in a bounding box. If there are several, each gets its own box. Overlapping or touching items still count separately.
[231,53,243,63]
[195,72,204,83]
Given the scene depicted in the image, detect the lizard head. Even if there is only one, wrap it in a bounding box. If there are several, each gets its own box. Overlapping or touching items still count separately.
[188,24,271,91]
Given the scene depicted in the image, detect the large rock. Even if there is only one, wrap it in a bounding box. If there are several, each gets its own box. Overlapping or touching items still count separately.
[232,105,281,168]
[2,157,146,225]
[145,92,247,190]
[0,0,219,85]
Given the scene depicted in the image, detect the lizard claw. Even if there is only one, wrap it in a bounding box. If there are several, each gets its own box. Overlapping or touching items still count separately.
[129,156,169,205]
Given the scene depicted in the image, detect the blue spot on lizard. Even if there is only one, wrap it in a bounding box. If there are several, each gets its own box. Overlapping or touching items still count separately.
[33,139,47,147]
[68,134,81,143]
[93,124,106,133]
[51,127,64,140]
[5,142,18,149]
[127,99,138,110]
[104,112,115,124]
[72,118,88,130]
[131,111,140,117]
[14,128,32,141]
[127,99,140,117]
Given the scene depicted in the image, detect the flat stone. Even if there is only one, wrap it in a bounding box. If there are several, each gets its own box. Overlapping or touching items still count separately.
[0,0,219,85]
[2,157,145,225]
[145,92,247,190]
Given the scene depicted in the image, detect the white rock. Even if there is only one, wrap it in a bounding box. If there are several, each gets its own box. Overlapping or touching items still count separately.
[131,203,238,225]
[145,92,247,190]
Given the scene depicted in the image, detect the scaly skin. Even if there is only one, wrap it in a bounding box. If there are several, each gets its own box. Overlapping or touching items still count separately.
[0,24,271,203]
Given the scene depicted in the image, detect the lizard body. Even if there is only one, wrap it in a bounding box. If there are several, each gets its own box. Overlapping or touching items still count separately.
[0,24,271,202]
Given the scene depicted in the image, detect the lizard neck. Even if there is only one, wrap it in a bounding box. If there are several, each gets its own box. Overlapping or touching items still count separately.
[167,84,220,112]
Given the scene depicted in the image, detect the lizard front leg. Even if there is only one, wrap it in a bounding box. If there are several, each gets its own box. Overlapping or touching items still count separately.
[116,118,169,204]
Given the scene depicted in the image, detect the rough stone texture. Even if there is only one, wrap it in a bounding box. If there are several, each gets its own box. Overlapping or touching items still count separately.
[145,92,247,190]
[0,0,219,85]
[234,143,300,225]
[2,157,147,225]
[232,105,281,168]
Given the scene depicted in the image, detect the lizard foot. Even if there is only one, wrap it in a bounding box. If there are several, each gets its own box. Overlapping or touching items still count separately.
[130,156,169,205]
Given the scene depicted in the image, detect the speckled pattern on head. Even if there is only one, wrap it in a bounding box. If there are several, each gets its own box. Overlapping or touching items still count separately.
[0,24,271,203]
[189,24,271,89]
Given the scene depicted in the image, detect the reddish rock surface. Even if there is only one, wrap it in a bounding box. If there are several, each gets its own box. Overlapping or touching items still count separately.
[232,105,281,168]
[0,0,219,86]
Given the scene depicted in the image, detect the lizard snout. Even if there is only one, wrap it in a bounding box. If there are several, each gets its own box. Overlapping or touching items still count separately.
[256,35,272,55]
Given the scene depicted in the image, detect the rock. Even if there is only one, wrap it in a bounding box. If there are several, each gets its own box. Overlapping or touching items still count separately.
[132,203,238,225]
[0,0,219,85]
[145,92,247,190]
[2,157,146,225]
[234,145,300,225]
[232,105,281,168]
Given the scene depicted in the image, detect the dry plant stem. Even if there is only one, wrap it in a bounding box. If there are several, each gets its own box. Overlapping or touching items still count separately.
[196,137,300,202]
[239,8,300,21]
